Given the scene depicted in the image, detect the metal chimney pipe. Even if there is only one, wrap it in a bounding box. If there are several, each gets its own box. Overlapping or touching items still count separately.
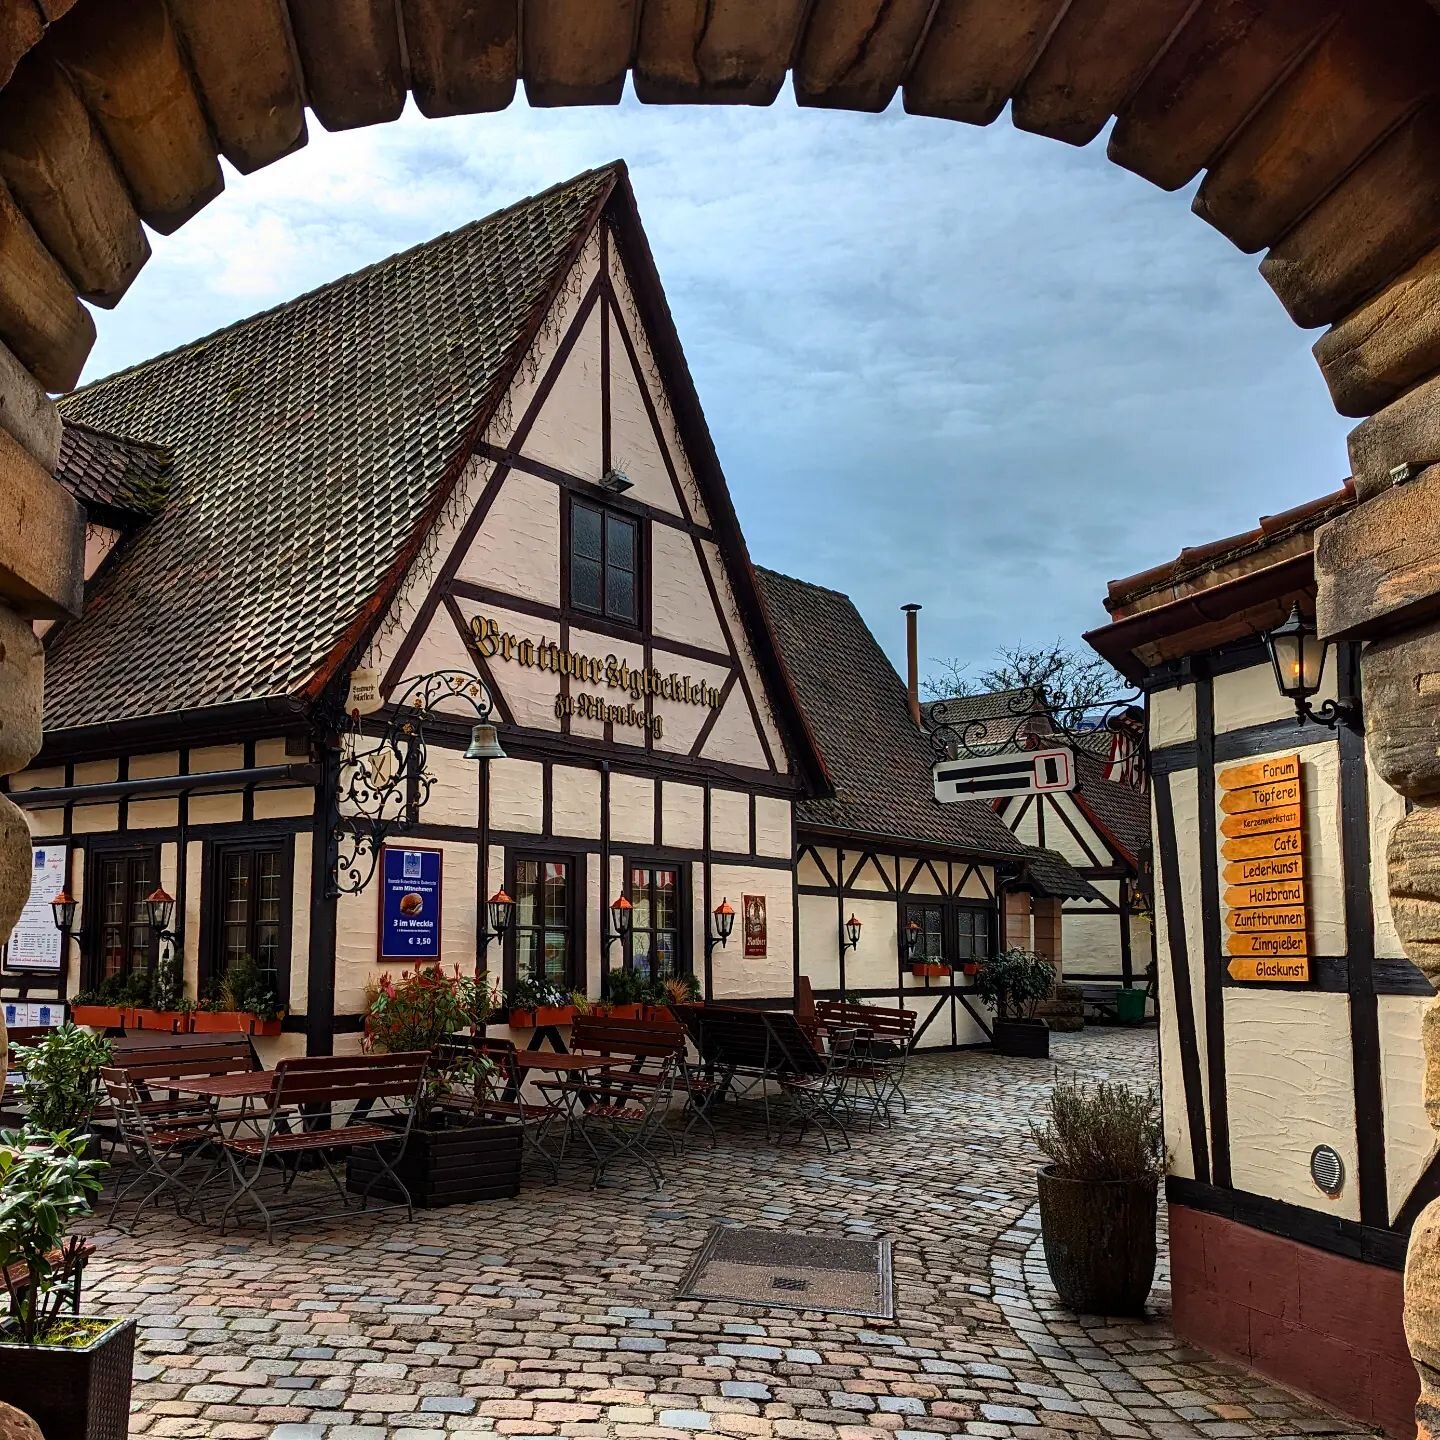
[902,603,922,728]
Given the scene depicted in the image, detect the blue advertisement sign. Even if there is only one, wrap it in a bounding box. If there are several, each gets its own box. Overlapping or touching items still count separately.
[379,847,443,961]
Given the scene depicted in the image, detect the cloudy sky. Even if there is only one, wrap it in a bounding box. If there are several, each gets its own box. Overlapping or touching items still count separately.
[80,91,1351,685]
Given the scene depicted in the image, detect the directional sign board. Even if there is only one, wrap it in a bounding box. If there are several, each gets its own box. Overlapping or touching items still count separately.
[933,747,1075,804]
[1218,752,1308,983]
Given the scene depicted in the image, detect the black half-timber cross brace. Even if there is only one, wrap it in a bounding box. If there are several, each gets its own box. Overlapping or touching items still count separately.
[1194,675,1231,1189]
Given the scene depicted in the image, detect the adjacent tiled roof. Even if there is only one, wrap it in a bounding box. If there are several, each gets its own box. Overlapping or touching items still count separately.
[54,422,171,521]
[921,686,1048,755]
[45,165,617,731]
[1072,746,1149,864]
[756,568,1097,900]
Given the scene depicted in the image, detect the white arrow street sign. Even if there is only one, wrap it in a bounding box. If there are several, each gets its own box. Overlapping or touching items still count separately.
[932,747,1076,804]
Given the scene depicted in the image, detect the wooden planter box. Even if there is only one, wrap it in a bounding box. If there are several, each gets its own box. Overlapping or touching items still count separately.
[507,1006,575,1029]
[345,1118,523,1208]
[0,1316,135,1440]
[911,963,951,979]
[248,1016,283,1036]
[192,1010,249,1033]
[70,1005,123,1029]
[605,1003,644,1020]
[993,1018,1050,1059]
[128,1008,185,1032]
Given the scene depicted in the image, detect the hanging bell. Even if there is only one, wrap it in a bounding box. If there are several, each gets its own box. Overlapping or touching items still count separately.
[463,722,507,761]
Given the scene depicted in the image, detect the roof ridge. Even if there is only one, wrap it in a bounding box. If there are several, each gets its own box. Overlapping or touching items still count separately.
[61,161,625,405]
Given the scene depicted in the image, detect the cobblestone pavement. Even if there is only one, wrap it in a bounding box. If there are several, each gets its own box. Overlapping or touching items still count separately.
[83,1029,1373,1440]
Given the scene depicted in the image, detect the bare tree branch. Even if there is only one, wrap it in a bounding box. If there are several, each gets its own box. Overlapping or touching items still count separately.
[923,640,1122,715]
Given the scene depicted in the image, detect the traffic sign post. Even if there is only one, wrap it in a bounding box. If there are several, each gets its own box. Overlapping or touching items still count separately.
[932,747,1075,804]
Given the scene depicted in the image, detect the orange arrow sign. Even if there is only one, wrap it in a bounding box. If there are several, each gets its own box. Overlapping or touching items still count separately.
[1224,879,1305,909]
[1226,904,1308,932]
[1221,805,1303,839]
[1224,854,1304,884]
[1220,779,1301,814]
[1226,930,1308,957]
[1223,831,1304,860]
[1218,754,1300,791]
[1227,956,1311,983]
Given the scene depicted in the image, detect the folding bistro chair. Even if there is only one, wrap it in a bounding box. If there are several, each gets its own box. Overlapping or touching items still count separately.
[455,1037,568,1182]
[816,999,916,1125]
[100,1066,221,1230]
[216,1052,427,1242]
[539,1052,679,1188]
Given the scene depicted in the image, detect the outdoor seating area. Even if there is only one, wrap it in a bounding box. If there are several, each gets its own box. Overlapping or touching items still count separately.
[3,991,927,1247]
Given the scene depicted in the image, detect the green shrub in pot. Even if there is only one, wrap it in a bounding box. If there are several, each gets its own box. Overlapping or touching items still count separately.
[9,1027,111,1136]
[972,948,1055,1057]
[1029,1077,1165,1315]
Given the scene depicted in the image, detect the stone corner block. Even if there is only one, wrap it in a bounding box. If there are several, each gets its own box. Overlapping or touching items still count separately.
[0,422,82,617]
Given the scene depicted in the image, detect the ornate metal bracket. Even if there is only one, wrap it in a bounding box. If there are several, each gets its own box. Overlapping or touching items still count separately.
[926,687,1149,787]
[326,669,496,896]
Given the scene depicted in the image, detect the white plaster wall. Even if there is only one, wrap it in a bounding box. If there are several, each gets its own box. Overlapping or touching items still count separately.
[9,764,65,790]
[650,523,728,651]
[1225,990,1360,1220]
[1007,801,1039,847]
[130,751,180,779]
[799,892,840,992]
[754,797,791,860]
[1039,794,1101,867]
[606,305,688,519]
[611,773,655,846]
[1213,661,1338,734]
[252,788,313,821]
[189,793,243,825]
[73,759,118,784]
[526,302,604,481]
[650,651,731,756]
[456,470,561,605]
[958,865,993,900]
[839,897,899,989]
[797,848,833,887]
[489,758,544,833]
[1378,994,1436,1223]
[129,798,179,829]
[290,833,312,1017]
[71,803,120,834]
[709,863,792,998]
[1370,750,1408,960]
[661,782,703,850]
[552,765,601,839]
[1063,895,1124,977]
[424,746,478,829]
[189,744,245,773]
[709,788,750,854]
[1151,685,1197,748]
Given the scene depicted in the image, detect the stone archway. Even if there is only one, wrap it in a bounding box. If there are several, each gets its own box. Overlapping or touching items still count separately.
[4,0,1440,1425]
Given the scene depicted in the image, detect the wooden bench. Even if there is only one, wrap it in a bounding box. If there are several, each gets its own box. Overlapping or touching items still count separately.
[218,1053,428,1241]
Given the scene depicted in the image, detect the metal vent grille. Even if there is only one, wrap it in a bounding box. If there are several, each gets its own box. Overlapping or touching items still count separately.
[1310,1144,1344,1197]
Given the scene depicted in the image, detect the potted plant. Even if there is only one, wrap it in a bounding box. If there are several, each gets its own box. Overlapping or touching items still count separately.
[8,1028,111,1145]
[349,965,521,1208]
[604,966,651,1019]
[69,978,126,1031]
[194,956,285,1036]
[1030,1077,1164,1315]
[973,948,1056,1058]
[131,949,187,1033]
[911,961,951,979]
[660,974,701,1008]
[505,976,572,1028]
[0,1130,133,1440]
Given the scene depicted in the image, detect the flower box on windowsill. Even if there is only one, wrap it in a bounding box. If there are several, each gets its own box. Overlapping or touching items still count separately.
[249,1015,284,1037]
[911,963,952,979]
[192,1010,249,1034]
[605,1003,645,1020]
[128,1008,186,1033]
[508,1006,576,1029]
[962,962,979,978]
[70,1005,124,1029]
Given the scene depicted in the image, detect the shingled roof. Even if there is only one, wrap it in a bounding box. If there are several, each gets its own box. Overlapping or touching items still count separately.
[45,165,618,733]
[755,568,1097,900]
[53,422,171,524]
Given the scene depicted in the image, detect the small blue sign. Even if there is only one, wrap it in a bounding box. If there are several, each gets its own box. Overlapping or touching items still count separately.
[380,848,442,961]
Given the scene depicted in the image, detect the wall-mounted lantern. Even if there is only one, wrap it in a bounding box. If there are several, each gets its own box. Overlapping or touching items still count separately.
[707,897,735,957]
[842,914,862,953]
[604,893,633,957]
[145,886,176,938]
[904,917,922,960]
[480,888,514,959]
[50,891,78,936]
[1264,604,1360,731]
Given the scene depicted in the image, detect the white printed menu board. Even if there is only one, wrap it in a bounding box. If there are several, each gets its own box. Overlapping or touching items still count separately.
[3,845,67,972]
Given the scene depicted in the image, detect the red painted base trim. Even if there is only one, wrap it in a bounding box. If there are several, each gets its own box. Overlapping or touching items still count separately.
[1170,1203,1418,1437]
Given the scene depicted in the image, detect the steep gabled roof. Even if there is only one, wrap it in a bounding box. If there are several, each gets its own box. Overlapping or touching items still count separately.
[755,567,1097,900]
[921,685,1049,755]
[46,165,618,733]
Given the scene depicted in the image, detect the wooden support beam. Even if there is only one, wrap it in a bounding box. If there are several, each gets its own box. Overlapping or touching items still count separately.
[0,2,42,91]
[634,0,806,105]
[52,0,223,236]
[0,58,149,307]
[0,336,61,470]
[903,0,1068,127]
[1011,0,1196,148]
[1109,0,1339,192]
[401,0,518,117]
[1193,0,1440,254]
[288,0,406,131]
[1315,460,1440,641]
[168,0,307,174]
[1261,105,1440,329]
[1316,242,1440,418]
[0,424,84,618]
[1346,374,1440,500]
[0,178,94,392]
[794,0,935,114]
[522,0,638,106]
